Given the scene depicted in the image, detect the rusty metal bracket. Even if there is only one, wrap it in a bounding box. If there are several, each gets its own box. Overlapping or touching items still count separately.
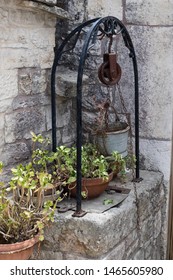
[72,209,87,218]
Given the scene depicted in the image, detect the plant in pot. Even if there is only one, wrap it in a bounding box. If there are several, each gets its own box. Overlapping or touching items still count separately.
[30,132,68,202]
[106,150,136,181]
[0,162,59,260]
[67,143,114,199]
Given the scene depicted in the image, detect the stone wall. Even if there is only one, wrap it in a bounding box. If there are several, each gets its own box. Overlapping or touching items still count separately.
[124,0,173,182]
[56,0,172,182]
[0,0,75,177]
[1,0,171,182]
[0,0,171,260]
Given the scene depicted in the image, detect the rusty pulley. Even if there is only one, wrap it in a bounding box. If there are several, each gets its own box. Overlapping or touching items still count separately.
[98,53,121,86]
[98,34,121,86]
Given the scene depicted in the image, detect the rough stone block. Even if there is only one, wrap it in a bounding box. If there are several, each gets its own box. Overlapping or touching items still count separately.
[140,138,171,181]
[0,0,21,7]
[88,0,122,19]
[45,99,73,130]
[9,8,47,27]
[0,70,18,101]
[125,239,139,259]
[12,94,50,110]
[68,0,86,27]
[0,48,54,70]
[61,125,76,146]
[132,248,145,260]
[136,175,165,221]
[0,99,14,114]
[5,107,46,143]
[144,239,154,260]
[0,27,55,50]
[1,142,30,166]
[18,68,47,96]
[30,28,55,49]
[0,7,8,25]
[23,1,69,19]
[140,215,155,245]
[125,0,173,25]
[42,200,137,258]
[153,211,162,239]
[0,114,5,130]
[52,67,89,98]
[0,129,5,149]
[125,229,138,249]
[32,249,63,260]
[64,253,88,260]
[103,241,126,260]
[119,25,173,141]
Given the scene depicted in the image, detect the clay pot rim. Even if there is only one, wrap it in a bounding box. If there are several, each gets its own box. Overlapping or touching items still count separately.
[82,171,113,183]
[0,233,40,253]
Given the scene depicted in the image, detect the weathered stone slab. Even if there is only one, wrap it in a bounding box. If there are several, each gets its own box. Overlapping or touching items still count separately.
[23,1,69,19]
[53,67,89,98]
[140,138,171,181]
[0,70,18,101]
[18,68,47,96]
[0,7,8,25]
[5,108,46,143]
[0,48,54,70]
[0,99,14,114]
[9,7,47,26]
[12,94,50,110]
[1,142,30,166]
[125,0,173,25]
[88,0,122,19]
[103,241,126,260]
[45,98,73,130]
[30,0,58,6]
[119,25,173,140]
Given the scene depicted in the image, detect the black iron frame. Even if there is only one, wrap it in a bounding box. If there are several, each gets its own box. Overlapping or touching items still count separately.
[51,16,141,216]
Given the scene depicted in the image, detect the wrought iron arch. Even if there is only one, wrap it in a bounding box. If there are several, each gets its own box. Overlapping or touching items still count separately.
[51,16,141,216]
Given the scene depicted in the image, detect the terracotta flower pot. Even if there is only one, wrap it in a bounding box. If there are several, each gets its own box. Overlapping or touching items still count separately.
[69,172,113,199]
[0,234,40,260]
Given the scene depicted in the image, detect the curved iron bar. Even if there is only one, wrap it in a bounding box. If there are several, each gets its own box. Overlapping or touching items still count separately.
[51,17,100,152]
[51,16,141,215]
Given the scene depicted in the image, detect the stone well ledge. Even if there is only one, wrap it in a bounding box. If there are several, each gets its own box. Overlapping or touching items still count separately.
[23,1,70,19]
[33,170,166,260]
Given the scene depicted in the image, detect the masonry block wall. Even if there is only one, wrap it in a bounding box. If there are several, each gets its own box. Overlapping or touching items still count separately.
[0,0,171,260]
[0,0,75,178]
[58,0,172,182]
[123,0,173,182]
[0,1,172,183]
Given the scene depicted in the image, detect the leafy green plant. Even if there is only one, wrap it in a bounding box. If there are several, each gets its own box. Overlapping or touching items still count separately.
[0,131,71,245]
[106,151,136,180]
[0,163,59,244]
[80,144,109,179]
[53,146,76,185]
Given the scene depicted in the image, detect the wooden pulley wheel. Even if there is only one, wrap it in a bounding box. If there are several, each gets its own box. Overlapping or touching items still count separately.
[98,53,121,86]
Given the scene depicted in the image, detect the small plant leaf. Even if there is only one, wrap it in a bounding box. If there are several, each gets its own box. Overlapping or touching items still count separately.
[103,199,114,205]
